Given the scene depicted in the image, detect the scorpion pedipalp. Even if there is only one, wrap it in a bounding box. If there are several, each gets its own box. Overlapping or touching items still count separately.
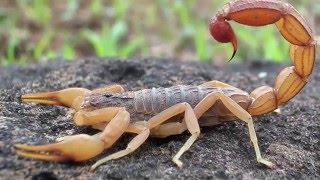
[15,134,106,162]
[21,88,91,110]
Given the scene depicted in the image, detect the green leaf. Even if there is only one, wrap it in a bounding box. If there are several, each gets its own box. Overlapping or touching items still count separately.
[33,32,54,60]
[120,37,145,57]
[63,44,75,60]
[83,30,106,57]
[195,24,210,61]
[111,20,128,44]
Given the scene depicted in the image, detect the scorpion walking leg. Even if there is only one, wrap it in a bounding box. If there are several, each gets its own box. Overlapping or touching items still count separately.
[15,108,130,162]
[200,80,234,88]
[148,103,200,167]
[150,79,236,138]
[149,80,236,138]
[56,107,124,142]
[73,107,122,126]
[150,122,187,138]
[193,91,274,168]
[92,123,189,168]
[92,84,124,94]
[93,102,200,169]
[91,122,150,171]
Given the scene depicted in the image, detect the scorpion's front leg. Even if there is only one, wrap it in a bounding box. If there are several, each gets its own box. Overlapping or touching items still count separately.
[15,107,129,162]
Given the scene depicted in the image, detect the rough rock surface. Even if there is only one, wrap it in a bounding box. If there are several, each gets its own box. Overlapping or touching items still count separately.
[0,58,319,179]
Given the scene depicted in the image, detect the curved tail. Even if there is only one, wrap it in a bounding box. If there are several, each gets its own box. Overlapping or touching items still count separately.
[210,0,316,115]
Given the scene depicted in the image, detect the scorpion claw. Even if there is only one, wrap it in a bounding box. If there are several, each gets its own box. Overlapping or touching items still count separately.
[15,134,105,162]
[16,149,69,161]
[21,88,91,110]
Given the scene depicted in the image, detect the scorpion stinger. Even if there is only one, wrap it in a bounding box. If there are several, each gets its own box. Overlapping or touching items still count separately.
[209,16,238,61]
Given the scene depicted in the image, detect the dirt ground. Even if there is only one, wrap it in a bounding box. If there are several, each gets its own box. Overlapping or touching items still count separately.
[0,58,319,179]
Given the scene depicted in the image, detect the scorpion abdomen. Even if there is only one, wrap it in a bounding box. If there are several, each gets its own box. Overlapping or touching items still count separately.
[83,85,251,121]
[134,86,218,114]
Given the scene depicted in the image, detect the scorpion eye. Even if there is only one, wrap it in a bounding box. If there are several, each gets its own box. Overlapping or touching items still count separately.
[104,93,113,98]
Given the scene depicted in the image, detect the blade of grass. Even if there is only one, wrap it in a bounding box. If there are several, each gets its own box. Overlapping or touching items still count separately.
[6,38,19,64]
[120,37,145,57]
[83,30,105,57]
[62,44,75,60]
[194,23,211,61]
[33,32,54,60]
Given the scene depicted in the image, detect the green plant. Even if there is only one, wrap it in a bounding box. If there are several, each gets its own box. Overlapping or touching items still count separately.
[33,32,54,60]
[17,0,52,27]
[4,37,19,65]
[194,22,212,61]
[62,44,75,61]
[83,21,145,58]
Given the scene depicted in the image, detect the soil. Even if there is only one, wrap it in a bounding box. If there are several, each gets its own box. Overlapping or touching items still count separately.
[0,58,319,179]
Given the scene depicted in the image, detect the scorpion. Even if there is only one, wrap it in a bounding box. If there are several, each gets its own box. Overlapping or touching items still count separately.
[15,0,317,171]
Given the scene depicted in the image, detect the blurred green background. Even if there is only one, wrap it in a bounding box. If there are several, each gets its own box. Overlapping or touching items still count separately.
[0,0,319,65]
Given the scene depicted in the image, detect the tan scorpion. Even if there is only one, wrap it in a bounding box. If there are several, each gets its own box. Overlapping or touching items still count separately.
[15,0,317,171]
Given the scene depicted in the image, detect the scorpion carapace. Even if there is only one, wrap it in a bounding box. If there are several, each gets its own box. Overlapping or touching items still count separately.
[15,0,317,171]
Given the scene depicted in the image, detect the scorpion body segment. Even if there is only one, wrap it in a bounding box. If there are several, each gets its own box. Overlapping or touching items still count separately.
[16,0,317,171]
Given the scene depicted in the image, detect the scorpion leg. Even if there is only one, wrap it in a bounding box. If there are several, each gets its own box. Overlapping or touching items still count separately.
[15,108,129,162]
[150,80,237,138]
[200,80,235,88]
[59,107,128,142]
[93,102,200,169]
[92,84,124,94]
[148,103,200,167]
[150,122,187,138]
[91,123,188,149]
[193,91,274,168]
[90,121,150,171]
[73,107,121,126]
[56,107,123,142]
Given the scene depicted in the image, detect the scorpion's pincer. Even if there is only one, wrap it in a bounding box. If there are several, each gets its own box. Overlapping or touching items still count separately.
[15,133,106,162]
[21,88,91,110]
